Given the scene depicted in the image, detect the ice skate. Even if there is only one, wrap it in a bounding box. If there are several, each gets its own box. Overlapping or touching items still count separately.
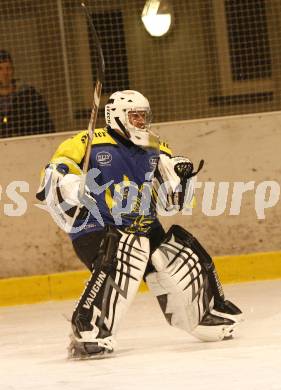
[213,299,244,324]
[67,334,116,360]
[192,311,237,341]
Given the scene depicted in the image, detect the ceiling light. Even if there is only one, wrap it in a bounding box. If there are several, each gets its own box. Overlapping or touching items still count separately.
[142,0,173,37]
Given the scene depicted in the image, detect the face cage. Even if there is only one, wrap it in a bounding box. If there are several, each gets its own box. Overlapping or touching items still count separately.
[125,108,152,132]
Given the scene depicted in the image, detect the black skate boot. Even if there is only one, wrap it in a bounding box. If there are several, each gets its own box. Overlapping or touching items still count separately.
[213,299,243,323]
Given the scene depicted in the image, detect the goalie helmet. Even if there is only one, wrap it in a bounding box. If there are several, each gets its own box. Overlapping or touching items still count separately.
[105,90,159,148]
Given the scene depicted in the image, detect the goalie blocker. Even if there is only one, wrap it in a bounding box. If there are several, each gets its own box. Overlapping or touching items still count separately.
[146,225,243,342]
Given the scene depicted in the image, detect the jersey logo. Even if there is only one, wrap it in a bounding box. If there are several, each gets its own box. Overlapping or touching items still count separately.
[96,151,112,166]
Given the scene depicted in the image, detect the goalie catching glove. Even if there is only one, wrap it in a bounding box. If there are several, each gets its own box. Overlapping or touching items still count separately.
[153,154,204,211]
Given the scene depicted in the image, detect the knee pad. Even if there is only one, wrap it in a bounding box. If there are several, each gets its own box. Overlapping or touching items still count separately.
[72,226,150,340]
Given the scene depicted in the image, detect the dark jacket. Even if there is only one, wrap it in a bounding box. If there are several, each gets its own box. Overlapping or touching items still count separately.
[0,84,54,138]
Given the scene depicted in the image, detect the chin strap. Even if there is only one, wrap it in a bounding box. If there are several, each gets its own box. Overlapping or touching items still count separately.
[114,117,131,139]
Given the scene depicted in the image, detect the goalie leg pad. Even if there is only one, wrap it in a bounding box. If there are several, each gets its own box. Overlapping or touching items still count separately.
[71,226,150,356]
[147,225,242,341]
[160,226,243,321]
[147,227,212,333]
[168,225,225,303]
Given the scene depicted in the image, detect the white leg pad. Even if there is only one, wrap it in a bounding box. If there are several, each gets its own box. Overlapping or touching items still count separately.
[146,271,205,333]
[147,229,240,342]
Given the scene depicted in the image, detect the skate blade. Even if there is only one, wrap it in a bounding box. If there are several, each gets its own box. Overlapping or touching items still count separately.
[67,350,115,361]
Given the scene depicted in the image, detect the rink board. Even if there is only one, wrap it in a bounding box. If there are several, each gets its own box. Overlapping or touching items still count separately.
[0,251,281,306]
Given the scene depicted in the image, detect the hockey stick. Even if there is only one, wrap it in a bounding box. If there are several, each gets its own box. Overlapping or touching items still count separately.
[65,3,105,229]
[79,2,105,197]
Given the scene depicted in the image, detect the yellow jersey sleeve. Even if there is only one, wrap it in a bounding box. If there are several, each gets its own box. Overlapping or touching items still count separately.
[50,128,117,174]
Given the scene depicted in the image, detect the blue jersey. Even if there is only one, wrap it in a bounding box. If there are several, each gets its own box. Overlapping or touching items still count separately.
[48,127,172,240]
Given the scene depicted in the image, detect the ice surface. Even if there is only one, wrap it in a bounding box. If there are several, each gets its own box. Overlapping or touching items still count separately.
[0,280,280,390]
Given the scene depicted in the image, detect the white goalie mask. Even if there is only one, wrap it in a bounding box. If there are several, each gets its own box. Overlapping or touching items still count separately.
[105,90,159,148]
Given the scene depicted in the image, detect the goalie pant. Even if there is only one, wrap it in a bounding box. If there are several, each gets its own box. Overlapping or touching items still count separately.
[70,224,242,356]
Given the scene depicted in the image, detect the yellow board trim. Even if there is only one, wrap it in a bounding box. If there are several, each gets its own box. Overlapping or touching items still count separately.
[1,251,281,307]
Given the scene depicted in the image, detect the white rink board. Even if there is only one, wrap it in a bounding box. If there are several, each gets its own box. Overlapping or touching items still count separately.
[0,280,281,390]
[1,111,281,278]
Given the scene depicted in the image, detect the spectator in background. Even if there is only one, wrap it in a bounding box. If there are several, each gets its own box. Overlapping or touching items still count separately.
[0,49,54,138]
